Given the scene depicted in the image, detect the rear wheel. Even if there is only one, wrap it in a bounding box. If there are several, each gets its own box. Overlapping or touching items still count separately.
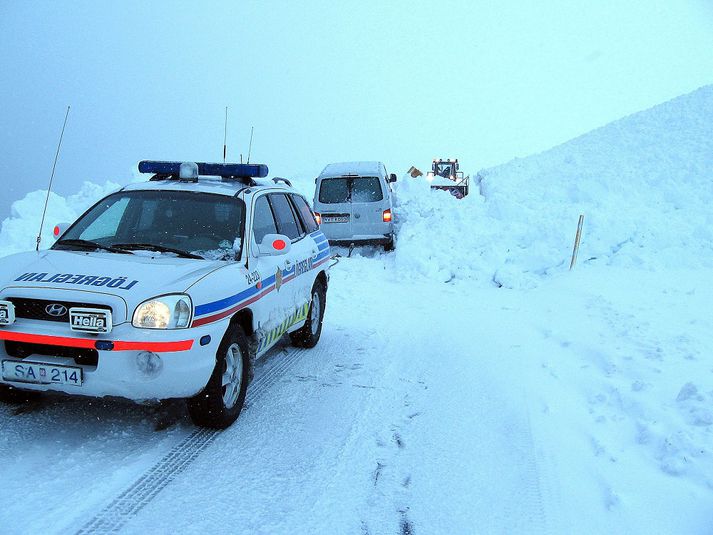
[384,235,395,252]
[187,325,250,429]
[290,280,326,348]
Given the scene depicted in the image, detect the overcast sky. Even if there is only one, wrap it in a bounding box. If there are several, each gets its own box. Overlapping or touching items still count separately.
[1,0,712,220]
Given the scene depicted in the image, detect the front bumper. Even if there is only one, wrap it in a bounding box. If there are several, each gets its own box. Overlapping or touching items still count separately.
[0,319,223,401]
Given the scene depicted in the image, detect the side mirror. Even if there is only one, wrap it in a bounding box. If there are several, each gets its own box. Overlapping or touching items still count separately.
[257,234,292,256]
[389,174,397,183]
[53,222,70,240]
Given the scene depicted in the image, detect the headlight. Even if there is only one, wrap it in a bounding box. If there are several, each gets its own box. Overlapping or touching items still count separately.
[132,294,193,329]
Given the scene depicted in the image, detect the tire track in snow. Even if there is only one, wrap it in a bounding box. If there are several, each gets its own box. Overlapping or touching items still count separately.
[501,409,548,533]
[75,346,306,535]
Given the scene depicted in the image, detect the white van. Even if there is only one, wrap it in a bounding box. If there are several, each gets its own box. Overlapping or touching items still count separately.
[313,161,397,250]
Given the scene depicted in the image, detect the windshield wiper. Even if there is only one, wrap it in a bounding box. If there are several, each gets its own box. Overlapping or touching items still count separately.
[55,239,130,254]
[111,243,203,259]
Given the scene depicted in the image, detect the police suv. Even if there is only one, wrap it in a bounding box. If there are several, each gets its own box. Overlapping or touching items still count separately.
[0,161,330,429]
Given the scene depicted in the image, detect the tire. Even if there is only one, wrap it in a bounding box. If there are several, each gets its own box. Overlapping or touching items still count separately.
[289,279,326,348]
[187,324,250,429]
[384,235,395,252]
[0,384,41,404]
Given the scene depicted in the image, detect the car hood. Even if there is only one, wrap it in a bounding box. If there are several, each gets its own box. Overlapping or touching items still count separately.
[0,249,227,305]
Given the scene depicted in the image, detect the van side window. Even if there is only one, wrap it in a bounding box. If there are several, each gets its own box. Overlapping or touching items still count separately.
[268,193,301,240]
[351,177,383,202]
[252,195,278,243]
[319,178,349,204]
[290,194,319,233]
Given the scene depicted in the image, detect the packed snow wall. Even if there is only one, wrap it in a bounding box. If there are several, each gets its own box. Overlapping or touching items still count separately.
[0,181,120,257]
[392,84,713,288]
[1,85,711,289]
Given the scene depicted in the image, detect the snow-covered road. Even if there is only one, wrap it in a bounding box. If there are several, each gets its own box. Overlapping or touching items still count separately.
[1,255,553,535]
[3,253,713,534]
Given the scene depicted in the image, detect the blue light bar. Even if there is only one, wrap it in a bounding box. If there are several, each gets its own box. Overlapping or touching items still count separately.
[138,160,269,178]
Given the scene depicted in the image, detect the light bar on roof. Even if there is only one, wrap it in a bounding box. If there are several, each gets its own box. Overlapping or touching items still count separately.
[137,160,269,178]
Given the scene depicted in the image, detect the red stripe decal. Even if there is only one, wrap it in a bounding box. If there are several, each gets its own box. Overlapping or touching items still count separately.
[191,284,276,327]
[0,331,193,352]
[191,255,331,327]
[113,340,194,352]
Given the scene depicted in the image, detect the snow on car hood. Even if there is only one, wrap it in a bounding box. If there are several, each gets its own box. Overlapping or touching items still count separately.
[0,249,228,306]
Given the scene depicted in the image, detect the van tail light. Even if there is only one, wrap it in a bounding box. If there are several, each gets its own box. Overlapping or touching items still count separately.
[383,209,392,223]
[314,212,321,225]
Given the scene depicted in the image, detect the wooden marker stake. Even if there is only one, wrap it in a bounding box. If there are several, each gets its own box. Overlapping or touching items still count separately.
[570,214,584,270]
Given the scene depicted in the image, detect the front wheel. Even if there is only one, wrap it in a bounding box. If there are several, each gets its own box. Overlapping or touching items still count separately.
[187,325,250,429]
[290,280,326,348]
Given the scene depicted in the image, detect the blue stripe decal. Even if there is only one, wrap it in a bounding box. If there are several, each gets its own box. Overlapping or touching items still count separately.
[195,286,257,317]
[196,273,276,317]
[314,249,330,263]
[196,238,330,317]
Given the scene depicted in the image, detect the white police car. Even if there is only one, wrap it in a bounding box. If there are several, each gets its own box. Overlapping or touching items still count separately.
[0,161,330,429]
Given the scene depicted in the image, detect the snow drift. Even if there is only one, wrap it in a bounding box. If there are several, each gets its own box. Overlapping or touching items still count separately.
[0,181,120,257]
[393,84,713,288]
[1,84,711,291]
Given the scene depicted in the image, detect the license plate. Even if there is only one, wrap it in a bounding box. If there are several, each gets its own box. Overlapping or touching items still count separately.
[2,360,83,386]
[0,300,15,326]
[323,216,349,223]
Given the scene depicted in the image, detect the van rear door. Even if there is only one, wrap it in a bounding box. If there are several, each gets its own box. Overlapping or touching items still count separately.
[316,177,352,240]
[350,177,387,238]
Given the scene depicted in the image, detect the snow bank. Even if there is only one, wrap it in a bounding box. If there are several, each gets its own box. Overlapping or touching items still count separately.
[0,181,120,257]
[393,85,713,288]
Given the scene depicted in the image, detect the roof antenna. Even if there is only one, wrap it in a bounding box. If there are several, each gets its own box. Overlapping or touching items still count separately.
[246,126,254,164]
[222,106,228,163]
[36,105,71,252]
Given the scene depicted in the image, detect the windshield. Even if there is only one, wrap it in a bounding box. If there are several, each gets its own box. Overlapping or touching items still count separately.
[54,190,245,259]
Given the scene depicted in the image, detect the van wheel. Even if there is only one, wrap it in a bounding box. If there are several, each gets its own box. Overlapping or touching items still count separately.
[290,280,326,348]
[0,384,41,404]
[384,235,395,252]
[187,325,250,429]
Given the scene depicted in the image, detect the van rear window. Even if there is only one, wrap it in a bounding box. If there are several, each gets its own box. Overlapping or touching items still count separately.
[351,177,383,202]
[318,177,384,203]
[319,178,349,204]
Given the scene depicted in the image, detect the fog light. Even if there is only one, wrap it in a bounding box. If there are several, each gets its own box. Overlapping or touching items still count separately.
[136,351,162,378]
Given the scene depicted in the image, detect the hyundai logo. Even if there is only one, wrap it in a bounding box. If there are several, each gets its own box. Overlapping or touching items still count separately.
[45,304,68,317]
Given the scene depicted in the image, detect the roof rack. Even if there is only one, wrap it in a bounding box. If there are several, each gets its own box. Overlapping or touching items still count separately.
[272,177,293,187]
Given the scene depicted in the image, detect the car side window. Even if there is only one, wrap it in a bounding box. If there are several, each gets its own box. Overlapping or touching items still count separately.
[290,194,319,233]
[268,193,301,240]
[252,195,278,243]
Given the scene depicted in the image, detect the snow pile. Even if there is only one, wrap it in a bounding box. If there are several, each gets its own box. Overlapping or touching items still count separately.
[0,181,120,257]
[393,85,713,288]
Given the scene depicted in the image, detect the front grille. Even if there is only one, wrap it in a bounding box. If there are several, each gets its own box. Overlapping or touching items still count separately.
[4,341,98,367]
[6,297,111,323]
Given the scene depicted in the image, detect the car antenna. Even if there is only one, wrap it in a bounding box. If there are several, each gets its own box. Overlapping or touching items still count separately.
[246,126,254,164]
[222,106,228,163]
[36,105,71,252]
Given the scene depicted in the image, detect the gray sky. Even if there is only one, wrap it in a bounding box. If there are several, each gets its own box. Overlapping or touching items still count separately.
[1,0,713,220]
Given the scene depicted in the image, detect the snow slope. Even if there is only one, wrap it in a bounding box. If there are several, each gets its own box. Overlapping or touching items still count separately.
[393,84,713,288]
